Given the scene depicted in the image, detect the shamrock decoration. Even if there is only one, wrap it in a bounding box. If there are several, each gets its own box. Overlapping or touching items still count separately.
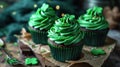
[6,58,20,65]
[90,48,106,56]
[25,57,38,65]
[87,6,103,16]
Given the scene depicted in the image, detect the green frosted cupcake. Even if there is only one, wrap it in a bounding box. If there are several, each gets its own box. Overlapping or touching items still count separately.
[28,3,58,44]
[48,14,84,62]
[77,6,109,46]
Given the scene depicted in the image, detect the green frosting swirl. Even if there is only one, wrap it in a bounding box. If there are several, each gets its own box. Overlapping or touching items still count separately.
[48,14,84,46]
[78,6,109,30]
[29,3,58,30]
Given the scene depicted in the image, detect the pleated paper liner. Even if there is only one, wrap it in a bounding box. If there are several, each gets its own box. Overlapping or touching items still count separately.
[48,39,84,62]
[81,28,109,47]
[28,27,48,45]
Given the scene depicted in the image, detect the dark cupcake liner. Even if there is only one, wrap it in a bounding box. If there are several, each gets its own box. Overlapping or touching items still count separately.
[28,27,48,45]
[82,28,109,46]
[48,40,84,62]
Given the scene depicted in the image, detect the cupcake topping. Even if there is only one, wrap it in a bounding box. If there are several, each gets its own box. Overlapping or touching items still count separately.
[48,14,84,45]
[78,6,109,30]
[29,3,58,31]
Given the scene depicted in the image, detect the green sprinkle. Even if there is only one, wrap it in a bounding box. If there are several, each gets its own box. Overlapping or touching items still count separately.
[91,48,106,56]
[13,42,18,46]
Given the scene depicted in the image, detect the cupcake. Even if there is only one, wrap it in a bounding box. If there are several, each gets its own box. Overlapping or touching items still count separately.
[78,6,109,46]
[28,3,58,44]
[48,14,84,62]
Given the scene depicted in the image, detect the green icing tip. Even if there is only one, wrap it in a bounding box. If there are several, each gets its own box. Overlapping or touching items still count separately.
[25,58,38,65]
[90,48,106,56]
[93,6,103,13]
[87,6,103,15]
[68,14,75,21]
[41,3,49,11]
[62,14,75,24]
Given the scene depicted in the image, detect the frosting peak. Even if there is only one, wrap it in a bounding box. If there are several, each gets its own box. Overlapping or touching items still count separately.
[87,6,103,16]
[41,3,49,11]
[78,6,109,30]
[29,3,58,30]
[48,14,84,46]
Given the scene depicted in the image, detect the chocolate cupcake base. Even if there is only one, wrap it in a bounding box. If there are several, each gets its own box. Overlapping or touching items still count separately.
[28,27,48,45]
[81,28,109,47]
[48,39,84,62]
